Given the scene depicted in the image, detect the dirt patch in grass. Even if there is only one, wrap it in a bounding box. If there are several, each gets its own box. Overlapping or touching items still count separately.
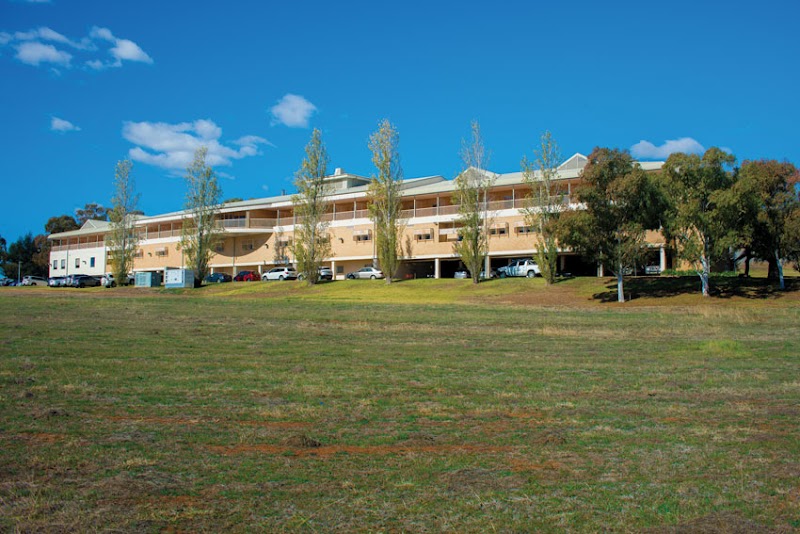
[106,415,310,429]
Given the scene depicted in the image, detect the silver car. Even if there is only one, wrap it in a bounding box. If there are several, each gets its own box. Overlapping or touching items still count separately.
[262,267,298,281]
[346,267,384,280]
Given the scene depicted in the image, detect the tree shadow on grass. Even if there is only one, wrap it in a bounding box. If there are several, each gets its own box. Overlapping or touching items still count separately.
[592,276,799,302]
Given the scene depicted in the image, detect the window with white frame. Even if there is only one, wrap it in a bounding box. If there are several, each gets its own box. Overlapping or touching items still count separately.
[61,259,65,269]
[241,239,254,252]
[75,257,80,268]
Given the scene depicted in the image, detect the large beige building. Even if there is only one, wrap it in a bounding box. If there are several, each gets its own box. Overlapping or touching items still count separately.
[47,154,669,281]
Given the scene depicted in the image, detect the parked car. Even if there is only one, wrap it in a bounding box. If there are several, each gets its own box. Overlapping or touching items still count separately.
[1,276,15,286]
[99,273,136,287]
[69,274,101,288]
[48,276,66,287]
[234,270,259,282]
[21,276,48,286]
[262,266,298,281]
[455,269,496,280]
[497,259,541,278]
[205,272,232,284]
[645,265,661,275]
[346,267,384,280]
[297,266,333,281]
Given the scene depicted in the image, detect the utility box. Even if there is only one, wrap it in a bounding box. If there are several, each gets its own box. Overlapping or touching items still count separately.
[135,271,162,287]
[164,268,195,289]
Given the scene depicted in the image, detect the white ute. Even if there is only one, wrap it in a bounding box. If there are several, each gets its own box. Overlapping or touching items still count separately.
[497,259,541,278]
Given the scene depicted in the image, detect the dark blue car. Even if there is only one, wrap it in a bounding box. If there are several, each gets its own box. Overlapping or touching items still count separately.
[205,272,232,284]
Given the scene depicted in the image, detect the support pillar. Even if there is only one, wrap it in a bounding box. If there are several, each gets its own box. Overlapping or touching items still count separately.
[660,246,667,272]
[434,258,441,279]
[331,260,337,280]
[597,263,604,277]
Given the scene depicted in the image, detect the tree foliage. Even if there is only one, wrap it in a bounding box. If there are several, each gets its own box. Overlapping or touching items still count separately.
[367,119,403,283]
[522,131,564,285]
[661,148,736,296]
[74,203,108,225]
[3,233,47,278]
[558,147,662,302]
[45,215,79,235]
[179,147,222,285]
[107,159,140,285]
[292,128,332,285]
[732,159,800,289]
[453,121,495,284]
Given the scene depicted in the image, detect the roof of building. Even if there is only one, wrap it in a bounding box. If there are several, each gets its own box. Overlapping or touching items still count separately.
[48,154,665,239]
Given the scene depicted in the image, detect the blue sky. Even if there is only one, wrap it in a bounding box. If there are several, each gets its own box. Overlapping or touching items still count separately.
[1,0,798,243]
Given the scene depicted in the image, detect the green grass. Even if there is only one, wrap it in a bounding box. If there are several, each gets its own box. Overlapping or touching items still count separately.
[1,278,799,531]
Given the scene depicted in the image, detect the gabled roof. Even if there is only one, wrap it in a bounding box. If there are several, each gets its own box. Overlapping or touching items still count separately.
[558,153,589,171]
[48,219,111,240]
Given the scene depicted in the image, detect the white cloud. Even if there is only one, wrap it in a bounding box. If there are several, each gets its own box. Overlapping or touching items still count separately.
[270,94,317,128]
[630,137,705,159]
[15,41,71,66]
[1,25,151,70]
[122,119,269,171]
[50,116,80,132]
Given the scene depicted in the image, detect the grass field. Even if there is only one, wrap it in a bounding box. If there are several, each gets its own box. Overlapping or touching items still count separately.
[1,276,799,532]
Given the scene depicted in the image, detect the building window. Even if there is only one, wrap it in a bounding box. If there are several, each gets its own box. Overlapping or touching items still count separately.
[61,259,65,269]
[515,225,534,234]
[490,225,508,236]
[336,265,344,274]
[414,232,433,241]
[90,257,95,268]
[241,239,254,252]
[155,248,168,257]
[353,230,372,242]
[214,243,224,253]
[53,260,58,270]
[75,257,80,268]
[134,249,144,258]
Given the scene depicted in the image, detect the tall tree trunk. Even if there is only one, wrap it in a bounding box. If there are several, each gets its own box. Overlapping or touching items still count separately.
[767,256,780,281]
[744,249,751,277]
[775,249,785,290]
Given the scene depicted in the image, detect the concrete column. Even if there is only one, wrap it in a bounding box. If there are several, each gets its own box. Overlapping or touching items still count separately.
[485,255,491,276]
[434,258,441,279]
[597,263,604,277]
[660,246,667,272]
[331,260,337,280]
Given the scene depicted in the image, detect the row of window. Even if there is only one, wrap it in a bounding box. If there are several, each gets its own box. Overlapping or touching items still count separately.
[52,257,95,270]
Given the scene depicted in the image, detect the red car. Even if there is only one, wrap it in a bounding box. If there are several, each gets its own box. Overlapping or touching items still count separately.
[234,270,259,282]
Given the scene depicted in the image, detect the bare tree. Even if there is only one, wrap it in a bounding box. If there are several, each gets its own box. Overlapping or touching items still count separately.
[522,131,564,285]
[107,159,140,285]
[367,119,403,283]
[292,128,332,284]
[179,146,222,286]
[453,121,495,284]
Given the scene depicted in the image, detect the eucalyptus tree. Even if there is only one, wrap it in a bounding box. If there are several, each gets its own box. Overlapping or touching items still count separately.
[367,119,403,283]
[292,128,332,285]
[558,147,663,302]
[661,148,736,296]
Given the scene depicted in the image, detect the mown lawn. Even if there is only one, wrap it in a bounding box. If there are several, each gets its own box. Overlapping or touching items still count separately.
[0,277,798,532]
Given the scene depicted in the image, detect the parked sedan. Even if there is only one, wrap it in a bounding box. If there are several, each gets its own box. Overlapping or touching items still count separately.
[205,272,233,284]
[297,266,333,281]
[346,267,384,280]
[21,276,48,286]
[48,276,66,287]
[234,270,259,282]
[69,274,101,288]
[262,266,298,281]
